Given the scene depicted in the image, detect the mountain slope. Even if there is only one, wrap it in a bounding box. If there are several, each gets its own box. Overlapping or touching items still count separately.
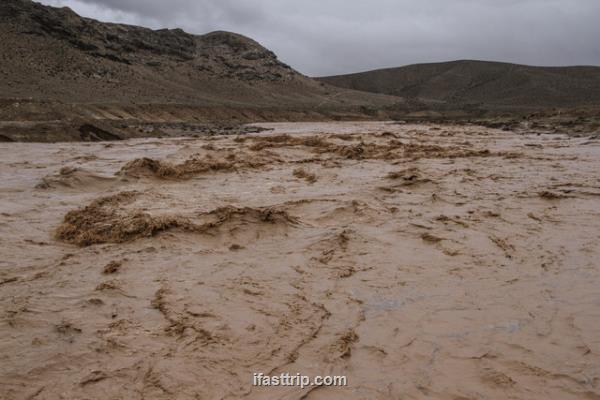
[318,60,600,110]
[0,0,398,109]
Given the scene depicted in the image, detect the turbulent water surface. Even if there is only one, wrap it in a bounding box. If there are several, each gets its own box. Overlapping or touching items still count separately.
[1,121,600,399]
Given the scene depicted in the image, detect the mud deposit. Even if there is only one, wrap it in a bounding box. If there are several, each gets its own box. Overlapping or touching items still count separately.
[1,121,600,399]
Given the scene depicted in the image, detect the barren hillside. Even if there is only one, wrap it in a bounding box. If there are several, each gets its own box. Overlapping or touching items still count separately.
[0,0,399,112]
[319,60,600,110]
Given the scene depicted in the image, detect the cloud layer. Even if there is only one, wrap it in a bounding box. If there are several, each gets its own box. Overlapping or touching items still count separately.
[39,0,600,76]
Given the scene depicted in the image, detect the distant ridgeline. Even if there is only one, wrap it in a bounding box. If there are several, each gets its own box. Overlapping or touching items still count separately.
[319,60,600,110]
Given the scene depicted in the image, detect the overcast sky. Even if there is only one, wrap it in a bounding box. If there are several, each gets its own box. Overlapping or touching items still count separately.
[38,0,600,76]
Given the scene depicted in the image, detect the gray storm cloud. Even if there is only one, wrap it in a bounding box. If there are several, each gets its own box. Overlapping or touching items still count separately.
[38,0,600,76]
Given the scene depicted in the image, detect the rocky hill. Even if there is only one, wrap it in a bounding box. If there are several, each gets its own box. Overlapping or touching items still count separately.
[0,0,397,109]
[319,60,600,110]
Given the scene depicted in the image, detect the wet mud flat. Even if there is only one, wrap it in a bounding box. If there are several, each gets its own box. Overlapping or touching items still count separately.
[1,121,600,399]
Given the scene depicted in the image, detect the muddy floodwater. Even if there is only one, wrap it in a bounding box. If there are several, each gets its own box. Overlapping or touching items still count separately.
[1,121,600,399]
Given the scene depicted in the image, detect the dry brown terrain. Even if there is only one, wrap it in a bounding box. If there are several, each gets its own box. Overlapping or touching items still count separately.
[0,0,405,142]
[0,0,399,111]
[319,60,600,111]
[1,121,600,399]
